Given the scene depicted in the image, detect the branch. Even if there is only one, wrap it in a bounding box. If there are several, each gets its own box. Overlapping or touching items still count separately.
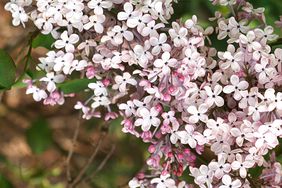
[68,133,106,188]
[66,112,82,183]
[84,145,116,184]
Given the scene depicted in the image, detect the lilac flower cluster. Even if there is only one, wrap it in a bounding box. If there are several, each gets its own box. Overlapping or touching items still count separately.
[5,0,282,187]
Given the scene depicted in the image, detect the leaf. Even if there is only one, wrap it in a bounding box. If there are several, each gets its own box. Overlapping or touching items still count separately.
[0,174,13,188]
[0,49,16,89]
[26,118,53,154]
[32,34,55,50]
[59,78,96,94]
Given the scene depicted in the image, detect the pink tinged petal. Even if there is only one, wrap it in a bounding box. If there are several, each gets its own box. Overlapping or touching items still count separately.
[69,34,79,44]
[159,33,167,43]
[162,44,171,52]
[123,2,133,13]
[232,179,242,188]
[54,40,65,49]
[239,34,248,44]
[187,106,197,114]
[151,178,161,184]
[65,44,75,52]
[222,175,232,185]
[204,86,213,96]
[239,167,247,178]
[231,161,241,170]
[238,81,249,90]
[140,108,150,117]
[60,31,69,41]
[134,118,143,126]
[214,85,222,95]
[94,23,104,33]
[215,97,224,107]
[189,115,199,124]
[152,46,161,55]
[230,75,239,85]
[94,6,103,15]
[141,120,151,131]
[199,104,208,113]
[230,128,241,137]
[255,138,264,148]
[123,31,134,41]
[117,12,128,20]
[223,85,235,94]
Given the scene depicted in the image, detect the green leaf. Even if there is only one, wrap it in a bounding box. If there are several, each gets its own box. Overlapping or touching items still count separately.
[32,34,55,50]
[0,49,16,89]
[0,174,13,188]
[26,118,53,154]
[58,78,96,94]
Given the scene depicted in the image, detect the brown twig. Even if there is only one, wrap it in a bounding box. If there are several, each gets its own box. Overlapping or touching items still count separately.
[66,112,82,183]
[68,133,106,188]
[84,144,116,184]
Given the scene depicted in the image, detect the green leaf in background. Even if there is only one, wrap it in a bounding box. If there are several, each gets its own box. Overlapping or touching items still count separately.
[32,34,55,50]
[59,78,96,94]
[26,118,53,154]
[0,49,16,90]
[0,174,13,188]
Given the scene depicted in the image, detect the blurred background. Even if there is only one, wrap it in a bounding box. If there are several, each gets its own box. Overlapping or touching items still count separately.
[0,0,281,188]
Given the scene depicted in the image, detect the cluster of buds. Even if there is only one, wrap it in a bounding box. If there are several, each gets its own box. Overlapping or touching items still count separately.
[5,0,282,187]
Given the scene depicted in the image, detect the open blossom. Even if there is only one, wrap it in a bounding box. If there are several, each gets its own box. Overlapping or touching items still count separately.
[153,52,177,75]
[112,72,137,93]
[219,175,241,188]
[231,154,255,178]
[54,31,79,52]
[151,174,176,188]
[134,107,160,131]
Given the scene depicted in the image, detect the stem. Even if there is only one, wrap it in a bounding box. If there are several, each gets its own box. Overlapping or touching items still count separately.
[66,112,82,183]
[68,134,105,188]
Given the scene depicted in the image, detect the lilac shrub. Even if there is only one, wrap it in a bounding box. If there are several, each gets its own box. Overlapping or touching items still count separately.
[5,0,282,187]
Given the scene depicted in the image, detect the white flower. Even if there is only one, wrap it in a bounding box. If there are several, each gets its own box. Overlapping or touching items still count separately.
[91,95,111,109]
[219,175,241,188]
[223,75,249,100]
[9,4,28,27]
[149,33,171,55]
[87,0,112,15]
[132,42,153,68]
[220,51,244,72]
[88,81,108,96]
[77,39,97,56]
[26,86,48,102]
[154,52,177,75]
[117,2,140,28]
[176,124,197,148]
[40,72,65,92]
[151,174,176,188]
[231,154,254,178]
[54,31,79,52]
[206,118,228,133]
[209,155,231,179]
[112,24,134,43]
[239,31,261,52]
[141,20,164,37]
[169,22,188,47]
[134,107,160,131]
[112,72,137,93]
[119,101,135,117]
[253,126,278,149]
[83,15,106,33]
[187,104,208,123]
[204,85,224,107]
